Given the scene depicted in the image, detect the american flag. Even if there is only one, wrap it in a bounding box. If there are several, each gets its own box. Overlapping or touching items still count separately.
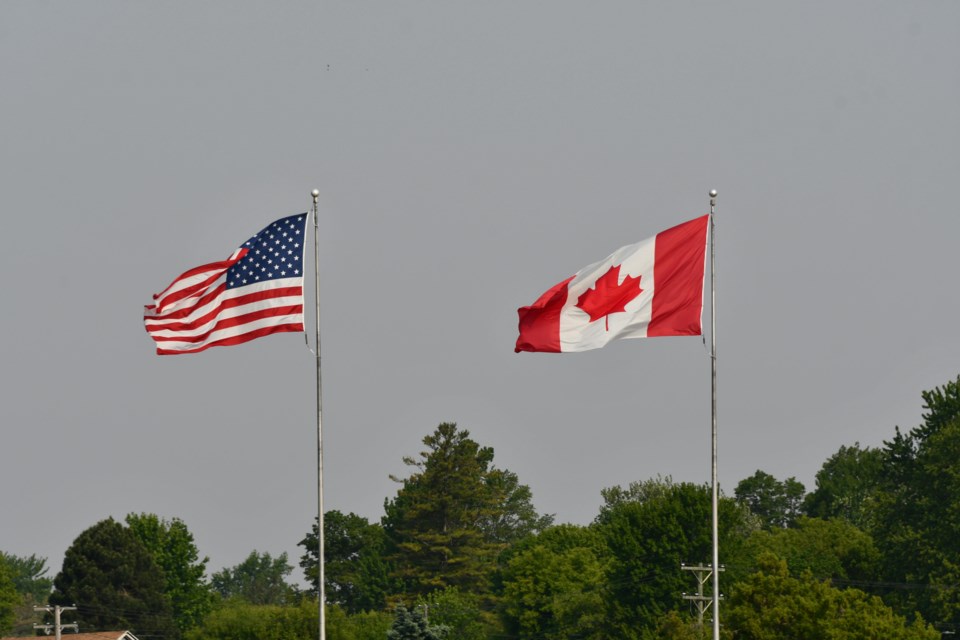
[144,214,308,355]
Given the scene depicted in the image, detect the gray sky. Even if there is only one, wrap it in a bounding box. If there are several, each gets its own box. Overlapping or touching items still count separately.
[2,2,958,585]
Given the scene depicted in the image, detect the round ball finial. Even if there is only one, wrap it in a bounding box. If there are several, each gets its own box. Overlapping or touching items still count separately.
[311,189,320,198]
[709,189,718,198]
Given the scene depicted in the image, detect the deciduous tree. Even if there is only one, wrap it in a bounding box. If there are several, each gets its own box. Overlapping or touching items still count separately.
[125,512,214,632]
[0,557,18,635]
[803,443,883,528]
[734,470,805,529]
[211,551,297,605]
[598,479,750,640]
[499,524,609,640]
[723,553,938,639]
[300,511,394,613]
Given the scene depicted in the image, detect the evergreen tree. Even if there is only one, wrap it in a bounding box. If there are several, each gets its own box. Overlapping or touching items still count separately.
[383,423,550,597]
[386,605,448,640]
[51,517,178,639]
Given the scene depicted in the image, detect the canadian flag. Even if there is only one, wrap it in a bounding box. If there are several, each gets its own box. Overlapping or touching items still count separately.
[515,215,709,353]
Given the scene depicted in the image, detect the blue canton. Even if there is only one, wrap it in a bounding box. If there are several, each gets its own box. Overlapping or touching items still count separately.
[227,214,307,289]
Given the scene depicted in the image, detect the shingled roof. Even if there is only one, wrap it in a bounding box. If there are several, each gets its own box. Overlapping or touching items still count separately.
[0,632,139,640]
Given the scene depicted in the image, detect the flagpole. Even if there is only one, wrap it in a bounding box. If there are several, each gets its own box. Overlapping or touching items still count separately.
[311,188,326,640]
[709,189,720,640]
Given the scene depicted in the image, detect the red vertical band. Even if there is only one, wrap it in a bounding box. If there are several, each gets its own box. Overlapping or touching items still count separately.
[515,276,574,353]
[648,215,709,337]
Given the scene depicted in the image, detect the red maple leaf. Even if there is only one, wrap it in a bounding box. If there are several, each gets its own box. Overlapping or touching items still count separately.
[575,264,643,331]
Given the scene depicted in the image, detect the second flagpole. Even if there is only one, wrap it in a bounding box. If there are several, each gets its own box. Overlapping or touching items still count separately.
[709,189,720,640]
[311,189,326,640]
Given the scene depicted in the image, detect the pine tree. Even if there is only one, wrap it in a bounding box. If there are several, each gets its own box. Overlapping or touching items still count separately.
[383,423,550,597]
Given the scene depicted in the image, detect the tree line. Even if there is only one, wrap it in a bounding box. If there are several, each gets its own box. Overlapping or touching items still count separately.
[1,375,958,639]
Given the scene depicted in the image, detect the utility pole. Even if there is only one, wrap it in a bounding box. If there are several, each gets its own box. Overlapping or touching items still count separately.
[682,563,724,629]
[34,604,78,639]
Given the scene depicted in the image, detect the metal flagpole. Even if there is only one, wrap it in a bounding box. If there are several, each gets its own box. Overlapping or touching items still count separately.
[311,188,326,640]
[709,189,720,640]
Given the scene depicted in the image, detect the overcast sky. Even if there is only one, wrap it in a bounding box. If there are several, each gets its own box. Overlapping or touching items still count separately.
[2,2,958,585]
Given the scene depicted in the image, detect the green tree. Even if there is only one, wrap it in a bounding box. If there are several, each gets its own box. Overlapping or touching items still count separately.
[300,511,395,613]
[50,517,178,639]
[184,599,392,640]
[499,524,609,640]
[415,587,489,640]
[870,375,960,627]
[598,478,751,640]
[386,605,448,640]
[722,553,938,639]
[734,470,805,529]
[383,423,550,598]
[211,551,297,605]
[185,598,313,640]
[125,512,214,632]
[737,516,879,584]
[0,557,19,635]
[0,552,53,635]
[0,552,52,601]
[803,443,883,528]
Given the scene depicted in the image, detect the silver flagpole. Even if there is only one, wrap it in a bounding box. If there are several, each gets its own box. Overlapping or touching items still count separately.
[709,189,720,640]
[311,189,326,640]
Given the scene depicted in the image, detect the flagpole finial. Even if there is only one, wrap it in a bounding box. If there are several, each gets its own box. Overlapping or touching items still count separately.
[311,189,320,202]
[709,189,717,209]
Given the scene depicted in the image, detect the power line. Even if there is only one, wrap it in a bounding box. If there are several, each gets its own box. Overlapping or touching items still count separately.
[34,604,79,639]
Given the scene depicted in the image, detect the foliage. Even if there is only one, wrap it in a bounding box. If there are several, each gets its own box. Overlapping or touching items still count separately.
[868,375,960,627]
[185,597,314,640]
[414,587,490,640]
[211,550,297,605]
[803,443,883,528]
[734,470,806,529]
[125,512,214,632]
[0,552,52,601]
[50,517,178,639]
[596,475,676,523]
[0,551,54,635]
[739,516,880,584]
[386,604,448,640]
[383,423,550,598]
[656,610,707,640]
[300,511,395,612]
[0,557,18,636]
[598,479,751,640]
[326,606,394,640]
[499,525,609,640]
[185,599,392,640]
[722,553,938,639]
